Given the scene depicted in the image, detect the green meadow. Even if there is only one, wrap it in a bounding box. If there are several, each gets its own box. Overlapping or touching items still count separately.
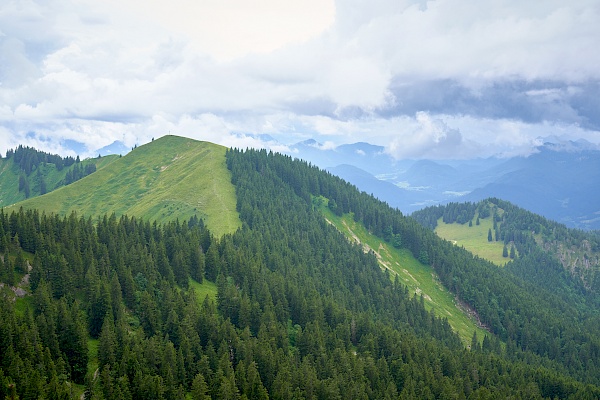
[12,136,241,238]
[435,214,510,266]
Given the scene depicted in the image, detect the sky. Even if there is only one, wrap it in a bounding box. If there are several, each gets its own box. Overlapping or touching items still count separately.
[1,0,599,160]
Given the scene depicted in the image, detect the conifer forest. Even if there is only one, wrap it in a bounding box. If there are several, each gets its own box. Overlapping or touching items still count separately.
[1,147,600,399]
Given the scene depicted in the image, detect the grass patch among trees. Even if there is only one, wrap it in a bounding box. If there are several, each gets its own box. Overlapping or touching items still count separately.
[188,277,217,304]
[435,214,509,266]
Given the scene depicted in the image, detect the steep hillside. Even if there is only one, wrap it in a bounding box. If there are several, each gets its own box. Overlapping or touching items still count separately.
[316,198,490,344]
[11,136,241,237]
[0,147,117,206]
[412,199,600,293]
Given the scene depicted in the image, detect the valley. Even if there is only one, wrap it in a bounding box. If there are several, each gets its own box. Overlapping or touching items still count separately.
[287,138,600,230]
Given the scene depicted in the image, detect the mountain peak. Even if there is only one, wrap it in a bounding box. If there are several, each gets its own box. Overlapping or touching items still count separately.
[295,138,320,147]
[536,136,599,153]
[14,136,240,237]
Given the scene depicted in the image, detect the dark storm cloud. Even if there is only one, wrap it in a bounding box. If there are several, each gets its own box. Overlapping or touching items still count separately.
[382,79,600,130]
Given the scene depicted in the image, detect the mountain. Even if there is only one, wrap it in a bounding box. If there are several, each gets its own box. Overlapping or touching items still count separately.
[326,164,423,210]
[2,136,600,398]
[289,139,600,229]
[463,146,600,229]
[412,198,600,292]
[0,145,118,207]
[403,159,458,184]
[11,136,240,238]
[289,139,402,175]
[95,140,130,156]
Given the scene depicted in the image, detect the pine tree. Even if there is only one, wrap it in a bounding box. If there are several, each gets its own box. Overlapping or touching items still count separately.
[470,331,480,351]
[487,228,492,242]
[98,311,117,368]
[189,244,205,283]
[205,242,221,282]
[0,255,16,286]
[191,373,210,400]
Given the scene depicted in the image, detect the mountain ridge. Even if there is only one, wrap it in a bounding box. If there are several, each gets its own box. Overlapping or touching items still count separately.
[10,135,241,238]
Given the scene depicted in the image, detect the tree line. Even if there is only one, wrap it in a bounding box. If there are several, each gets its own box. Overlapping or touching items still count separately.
[5,145,77,175]
[4,146,98,200]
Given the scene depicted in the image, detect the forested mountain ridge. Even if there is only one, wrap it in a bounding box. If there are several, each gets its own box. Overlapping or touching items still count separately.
[227,148,600,386]
[1,137,600,398]
[412,199,600,293]
[0,145,117,207]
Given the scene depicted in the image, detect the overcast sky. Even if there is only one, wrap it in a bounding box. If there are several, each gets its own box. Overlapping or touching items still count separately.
[1,0,599,159]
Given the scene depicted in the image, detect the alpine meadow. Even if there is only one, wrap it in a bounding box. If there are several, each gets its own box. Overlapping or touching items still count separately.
[1,136,600,399]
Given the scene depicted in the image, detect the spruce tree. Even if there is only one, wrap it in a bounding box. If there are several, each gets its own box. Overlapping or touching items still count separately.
[98,311,117,368]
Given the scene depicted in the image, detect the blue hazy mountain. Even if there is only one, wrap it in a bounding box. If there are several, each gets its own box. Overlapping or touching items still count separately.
[289,138,600,229]
[95,140,130,156]
[463,145,600,229]
[290,140,404,175]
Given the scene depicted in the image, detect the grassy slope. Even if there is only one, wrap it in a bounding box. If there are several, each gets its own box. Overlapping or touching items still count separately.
[0,155,119,207]
[318,202,489,345]
[435,213,509,267]
[11,136,241,238]
[0,159,24,206]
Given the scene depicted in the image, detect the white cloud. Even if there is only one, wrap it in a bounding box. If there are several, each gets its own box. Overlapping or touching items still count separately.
[104,0,336,62]
[326,57,392,111]
[386,112,468,159]
[0,0,599,160]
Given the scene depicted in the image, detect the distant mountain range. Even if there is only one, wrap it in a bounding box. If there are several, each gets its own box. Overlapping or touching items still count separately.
[285,138,600,230]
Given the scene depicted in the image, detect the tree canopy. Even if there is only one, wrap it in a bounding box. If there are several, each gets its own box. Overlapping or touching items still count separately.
[0,148,599,398]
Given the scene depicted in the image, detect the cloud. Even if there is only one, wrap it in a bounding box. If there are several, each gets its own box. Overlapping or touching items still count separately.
[386,112,468,159]
[383,79,600,130]
[105,0,335,62]
[1,0,599,160]
[326,57,392,111]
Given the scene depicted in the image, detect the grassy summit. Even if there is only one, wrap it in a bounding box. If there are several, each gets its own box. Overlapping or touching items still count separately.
[13,135,241,237]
